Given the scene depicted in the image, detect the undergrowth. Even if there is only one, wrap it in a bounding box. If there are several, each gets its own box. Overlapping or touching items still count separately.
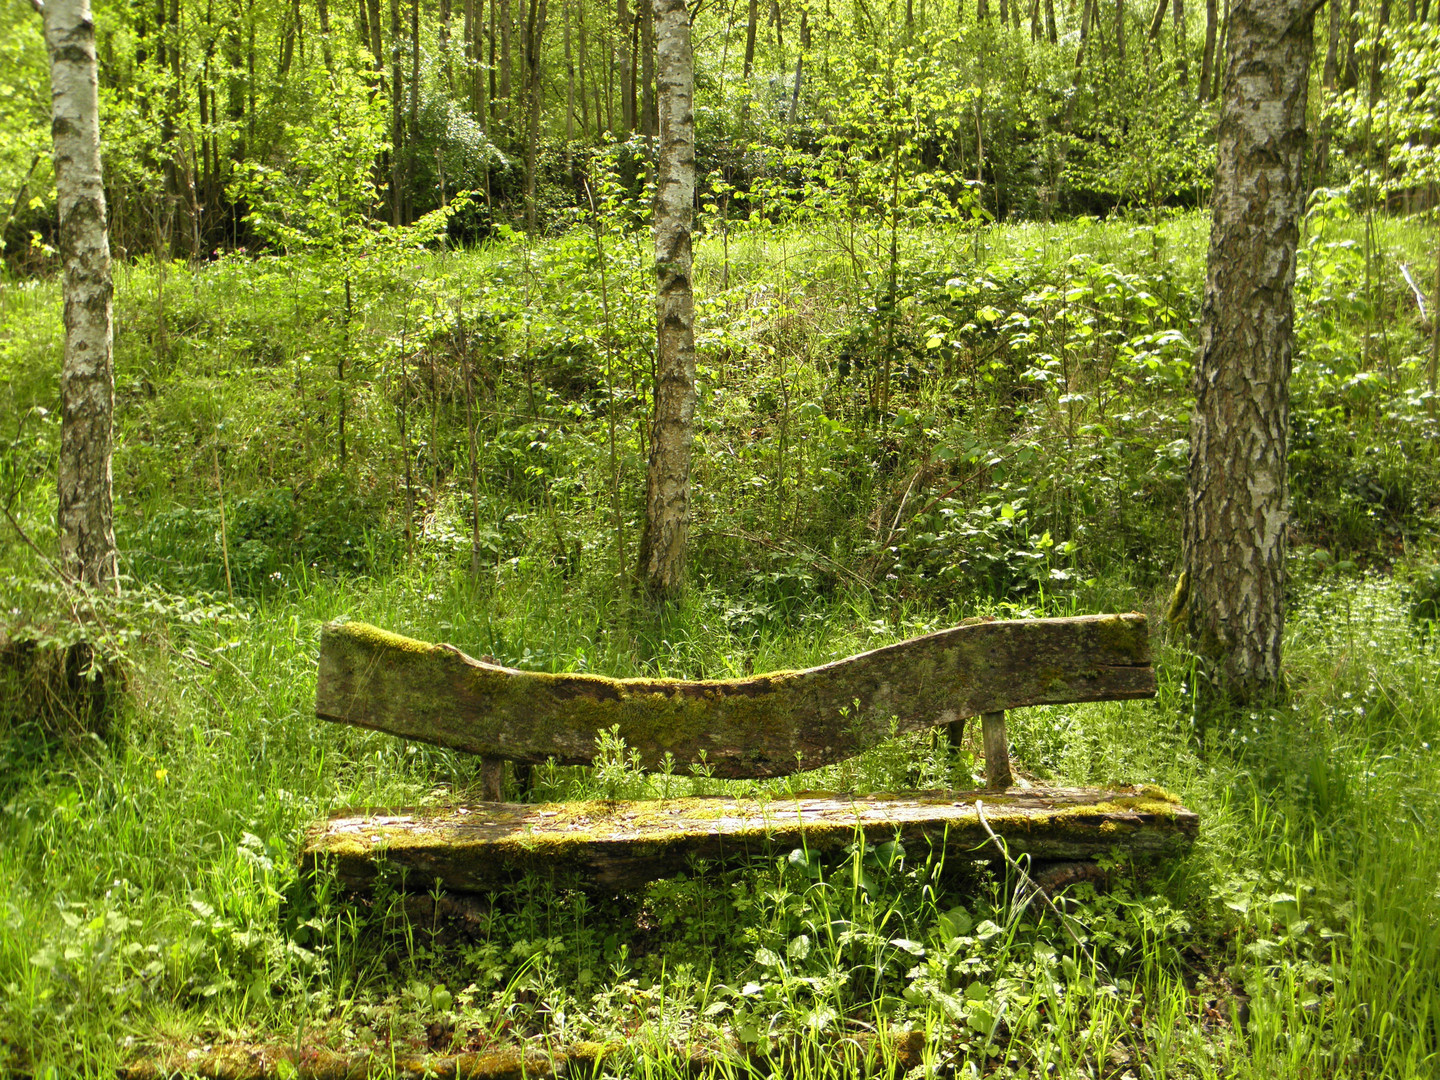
[2,210,1439,1076]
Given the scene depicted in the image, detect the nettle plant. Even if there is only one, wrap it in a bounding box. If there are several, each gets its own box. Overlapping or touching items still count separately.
[1293,20,1440,553]
[237,62,472,467]
[868,249,1195,600]
[1063,58,1216,221]
[746,29,987,427]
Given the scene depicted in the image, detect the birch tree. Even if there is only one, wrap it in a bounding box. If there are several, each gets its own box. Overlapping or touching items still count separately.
[34,0,118,591]
[637,0,694,603]
[1178,0,1318,701]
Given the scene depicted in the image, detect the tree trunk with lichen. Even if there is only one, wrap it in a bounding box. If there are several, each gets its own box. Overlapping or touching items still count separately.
[1179,0,1315,703]
[303,787,1198,893]
[315,614,1155,777]
[42,0,118,592]
[636,0,695,605]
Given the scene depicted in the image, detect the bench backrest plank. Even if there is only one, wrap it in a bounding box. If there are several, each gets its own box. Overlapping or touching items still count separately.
[316,614,1154,779]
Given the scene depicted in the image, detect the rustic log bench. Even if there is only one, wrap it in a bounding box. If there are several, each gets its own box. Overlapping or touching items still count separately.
[302,614,1198,892]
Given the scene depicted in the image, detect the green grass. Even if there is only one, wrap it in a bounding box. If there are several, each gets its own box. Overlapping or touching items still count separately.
[3,565,1439,1077]
[3,210,1440,1077]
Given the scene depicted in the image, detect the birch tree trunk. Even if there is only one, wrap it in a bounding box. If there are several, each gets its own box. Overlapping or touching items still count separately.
[318,0,335,70]
[523,0,548,232]
[1180,0,1315,702]
[1341,0,1359,90]
[1172,0,1187,86]
[1198,0,1217,100]
[389,0,404,224]
[565,0,576,141]
[41,0,118,591]
[638,0,695,604]
[743,0,757,78]
[499,0,513,120]
[1368,0,1390,108]
[617,0,634,130]
[641,0,656,136]
[1314,0,1340,175]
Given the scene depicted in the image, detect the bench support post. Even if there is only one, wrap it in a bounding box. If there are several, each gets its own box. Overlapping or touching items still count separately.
[982,711,1013,789]
[945,718,966,750]
[479,757,505,802]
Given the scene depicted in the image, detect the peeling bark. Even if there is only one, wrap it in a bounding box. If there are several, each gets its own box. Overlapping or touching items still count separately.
[637,0,696,604]
[43,0,118,591]
[1182,0,1315,701]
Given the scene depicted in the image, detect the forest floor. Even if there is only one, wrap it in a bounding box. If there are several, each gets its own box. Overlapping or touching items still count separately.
[3,210,1440,1078]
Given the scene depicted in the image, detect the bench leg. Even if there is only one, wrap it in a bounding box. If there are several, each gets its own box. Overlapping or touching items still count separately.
[479,756,505,802]
[945,718,967,750]
[982,711,1013,790]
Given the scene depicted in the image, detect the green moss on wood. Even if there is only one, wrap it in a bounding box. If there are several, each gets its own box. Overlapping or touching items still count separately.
[330,619,441,656]
[1092,613,1150,663]
[316,615,1158,779]
[304,786,1198,892]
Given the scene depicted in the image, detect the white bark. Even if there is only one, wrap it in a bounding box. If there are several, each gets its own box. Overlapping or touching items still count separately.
[43,0,118,590]
[1182,0,1316,700]
[637,0,694,603]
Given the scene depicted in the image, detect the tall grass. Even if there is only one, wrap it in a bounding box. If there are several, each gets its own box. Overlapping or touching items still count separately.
[2,211,1440,1076]
[2,559,1438,1077]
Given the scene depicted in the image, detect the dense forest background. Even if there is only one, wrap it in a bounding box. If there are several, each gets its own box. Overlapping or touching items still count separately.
[4,0,1440,1076]
[0,0,1430,264]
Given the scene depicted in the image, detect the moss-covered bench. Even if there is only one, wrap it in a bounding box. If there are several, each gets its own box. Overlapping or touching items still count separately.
[302,614,1197,892]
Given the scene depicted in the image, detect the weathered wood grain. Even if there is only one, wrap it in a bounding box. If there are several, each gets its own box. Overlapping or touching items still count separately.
[981,711,1012,789]
[302,786,1196,893]
[315,614,1155,779]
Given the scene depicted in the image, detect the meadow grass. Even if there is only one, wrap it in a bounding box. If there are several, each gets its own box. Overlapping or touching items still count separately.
[2,559,1438,1077]
[2,210,1440,1076]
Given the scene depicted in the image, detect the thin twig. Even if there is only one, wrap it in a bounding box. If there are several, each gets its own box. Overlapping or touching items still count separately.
[882,463,922,552]
[1400,263,1429,322]
[2,502,63,581]
[2,153,41,241]
[975,799,1102,966]
[700,527,875,593]
[212,443,233,600]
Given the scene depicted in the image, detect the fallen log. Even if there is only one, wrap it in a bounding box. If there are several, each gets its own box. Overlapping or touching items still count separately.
[302,786,1197,893]
[315,615,1154,779]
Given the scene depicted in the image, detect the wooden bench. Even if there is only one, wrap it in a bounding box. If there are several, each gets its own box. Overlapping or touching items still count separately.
[302,614,1198,892]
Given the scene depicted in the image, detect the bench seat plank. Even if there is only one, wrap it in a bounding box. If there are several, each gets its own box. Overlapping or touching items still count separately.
[303,786,1196,892]
[316,615,1155,779]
